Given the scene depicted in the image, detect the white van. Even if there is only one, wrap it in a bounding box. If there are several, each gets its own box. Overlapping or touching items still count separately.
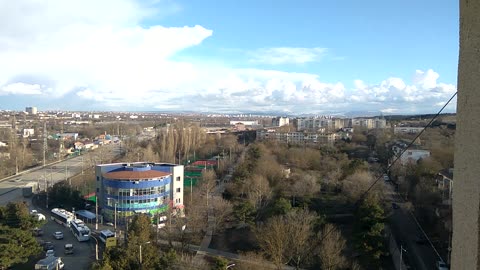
[35,256,64,270]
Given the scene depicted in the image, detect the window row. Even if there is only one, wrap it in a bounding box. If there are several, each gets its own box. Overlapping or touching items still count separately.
[105,186,169,196]
[106,196,169,207]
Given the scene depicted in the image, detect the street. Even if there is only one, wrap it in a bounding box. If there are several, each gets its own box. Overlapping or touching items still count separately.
[33,207,95,270]
[0,143,122,269]
[383,180,442,270]
[0,143,122,205]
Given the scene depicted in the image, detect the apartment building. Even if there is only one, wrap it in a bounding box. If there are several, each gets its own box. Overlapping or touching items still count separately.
[256,129,336,145]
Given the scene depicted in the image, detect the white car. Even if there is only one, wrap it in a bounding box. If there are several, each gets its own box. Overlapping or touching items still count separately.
[53,231,64,240]
[45,249,55,257]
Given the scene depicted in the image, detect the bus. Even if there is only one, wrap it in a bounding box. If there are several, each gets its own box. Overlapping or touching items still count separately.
[50,208,75,227]
[70,219,91,242]
[98,230,116,247]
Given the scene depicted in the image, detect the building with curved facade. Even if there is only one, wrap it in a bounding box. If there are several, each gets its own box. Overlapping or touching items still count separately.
[95,162,184,222]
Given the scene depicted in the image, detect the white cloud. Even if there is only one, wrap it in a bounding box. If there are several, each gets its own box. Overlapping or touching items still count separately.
[380,108,399,113]
[249,47,327,65]
[350,70,456,113]
[413,69,439,89]
[0,83,43,95]
[0,1,456,114]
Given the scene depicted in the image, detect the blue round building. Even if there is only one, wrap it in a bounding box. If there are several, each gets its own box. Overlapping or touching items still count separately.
[95,162,184,222]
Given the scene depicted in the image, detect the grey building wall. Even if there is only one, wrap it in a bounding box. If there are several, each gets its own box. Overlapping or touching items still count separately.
[452,0,480,268]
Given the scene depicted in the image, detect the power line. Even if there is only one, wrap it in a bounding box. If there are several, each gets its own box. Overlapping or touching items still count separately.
[359,91,457,200]
[311,91,458,258]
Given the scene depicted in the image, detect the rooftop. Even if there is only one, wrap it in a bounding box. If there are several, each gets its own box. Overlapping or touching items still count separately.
[103,170,170,180]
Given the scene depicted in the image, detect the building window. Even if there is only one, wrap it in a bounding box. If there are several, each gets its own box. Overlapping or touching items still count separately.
[119,189,130,196]
[176,176,181,181]
[97,176,100,181]
[176,188,181,193]
[96,188,99,192]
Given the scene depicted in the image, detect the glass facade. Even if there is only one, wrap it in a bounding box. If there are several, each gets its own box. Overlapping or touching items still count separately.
[102,176,171,220]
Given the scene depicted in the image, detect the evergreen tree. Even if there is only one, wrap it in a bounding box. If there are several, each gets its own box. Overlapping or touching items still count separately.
[353,195,385,267]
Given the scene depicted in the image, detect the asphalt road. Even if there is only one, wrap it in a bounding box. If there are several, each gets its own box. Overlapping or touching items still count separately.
[383,180,442,270]
[0,143,122,206]
[34,207,95,270]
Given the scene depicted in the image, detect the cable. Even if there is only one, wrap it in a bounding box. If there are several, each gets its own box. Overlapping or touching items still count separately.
[359,91,457,201]
[311,91,458,259]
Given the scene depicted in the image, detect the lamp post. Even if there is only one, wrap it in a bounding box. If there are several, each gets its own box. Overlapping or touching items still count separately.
[400,245,407,270]
[91,235,99,261]
[114,202,117,233]
[107,198,118,235]
[139,241,151,269]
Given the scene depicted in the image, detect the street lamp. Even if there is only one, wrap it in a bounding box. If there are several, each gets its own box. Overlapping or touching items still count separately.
[107,198,118,235]
[139,241,151,269]
[91,235,99,261]
[400,244,407,270]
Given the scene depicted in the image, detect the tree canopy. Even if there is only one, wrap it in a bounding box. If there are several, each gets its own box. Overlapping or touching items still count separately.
[0,202,43,269]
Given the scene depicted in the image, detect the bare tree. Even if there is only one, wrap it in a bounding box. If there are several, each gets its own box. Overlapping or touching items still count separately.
[286,209,317,268]
[210,196,233,233]
[200,169,216,207]
[247,174,272,210]
[255,209,317,269]
[341,171,377,202]
[255,215,289,269]
[291,173,320,203]
[318,224,347,270]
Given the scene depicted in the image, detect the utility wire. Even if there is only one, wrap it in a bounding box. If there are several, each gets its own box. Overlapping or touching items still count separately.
[310,91,457,259]
[359,91,457,201]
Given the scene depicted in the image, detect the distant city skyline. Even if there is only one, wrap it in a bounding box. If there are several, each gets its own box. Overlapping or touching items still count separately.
[0,0,458,114]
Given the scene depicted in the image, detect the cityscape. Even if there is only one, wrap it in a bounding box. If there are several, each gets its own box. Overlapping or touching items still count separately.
[0,1,477,270]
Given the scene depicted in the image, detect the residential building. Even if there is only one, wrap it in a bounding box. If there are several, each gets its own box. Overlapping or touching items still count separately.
[272,117,290,127]
[392,144,431,165]
[296,117,336,132]
[256,129,335,145]
[25,106,38,115]
[374,118,387,128]
[56,133,79,140]
[23,128,35,137]
[95,162,184,222]
[296,116,385,132]
[437,168,454,205]
[229,120,258,126]
[233,122,246,131]
[394,126,424,134]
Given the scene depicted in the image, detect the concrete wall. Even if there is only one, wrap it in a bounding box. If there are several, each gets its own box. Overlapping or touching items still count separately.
[452,0,480,268]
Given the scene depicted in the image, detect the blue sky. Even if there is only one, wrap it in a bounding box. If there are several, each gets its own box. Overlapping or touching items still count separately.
[0,0,459,114]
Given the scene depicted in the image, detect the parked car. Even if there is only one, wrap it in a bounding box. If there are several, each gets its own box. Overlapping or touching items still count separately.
[53,231,64,240]
[437,260,449,270]
[45,249,55,257]
[43,241,54,251]
[64,244,74,255]
[32,227,44,236]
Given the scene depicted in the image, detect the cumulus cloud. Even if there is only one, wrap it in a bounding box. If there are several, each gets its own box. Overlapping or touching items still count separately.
[0,1,456,114]
[350,69,456,113]
[249,47,327,65]
[0,83,44,95]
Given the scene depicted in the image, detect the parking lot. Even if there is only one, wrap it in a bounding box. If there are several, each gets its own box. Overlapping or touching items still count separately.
[35,209,96,270]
